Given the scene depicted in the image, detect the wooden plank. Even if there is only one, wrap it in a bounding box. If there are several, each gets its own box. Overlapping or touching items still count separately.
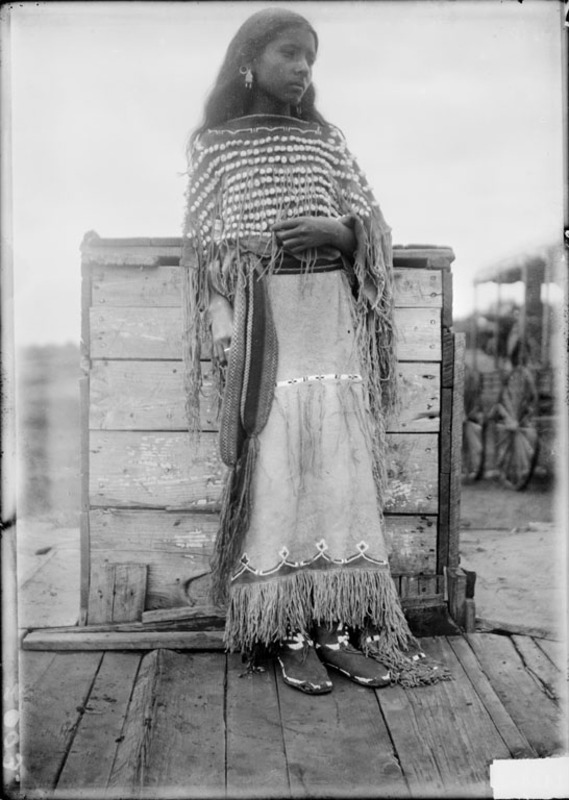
[448,333,465,569]
[89,431,438,514]
[417,636,510,795]
[82,243,182,267]
[89,509,438,577]
[89,563,147,624]
[226,654,290,798]
[536,637,568,673]
[447,567,467,629]
[20,651,103,792]
[384,433,439,514]
[90,263,442,309]
[57,651,142,793]
[21,629,225,651]
[141,605,225,626]
[441,328,454,388]
[466,633,566,756]
[276,663,408,797]
[89,359,439,433]
[90,306,441,361]
[88,553,213,612]
[89,359,220,431]
[441,268,453,329]
[447,636,535,759]
[89,430,225,510]
[475,618,562,640]
[80,374,90,626]
[511,635,565,703]
[106,649,160,796]
[375,683,446,798]
[137,651,226,795]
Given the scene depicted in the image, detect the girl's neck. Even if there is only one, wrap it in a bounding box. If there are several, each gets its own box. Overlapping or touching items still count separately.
[249,91,292,117]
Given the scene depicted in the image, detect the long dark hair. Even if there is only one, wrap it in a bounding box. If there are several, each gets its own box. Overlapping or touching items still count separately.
[190,8,327,146]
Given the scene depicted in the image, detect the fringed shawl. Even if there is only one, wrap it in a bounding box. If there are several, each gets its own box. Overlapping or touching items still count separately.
[180,113,398,444]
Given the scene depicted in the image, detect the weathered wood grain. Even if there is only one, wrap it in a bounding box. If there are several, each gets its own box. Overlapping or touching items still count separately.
[88,509,437,574]
[88,359,439,433]
[535,637,568,673]
[418,637,510,796]
[89,430,226,510]
[20,651,103,792]
[447,636,535,759]
[466,633,566,756]
[21,629,225,651]
[89,431,438,514]
[138,651,226,795]
[88,563,148,624]
[57,652,142,793]
[88,553,213,612]
[106,649,160,795]
[276,663,408,798]
[226,655,290,798]
[82,243,181,267]
[511,635,565,703]
[448,333,465,569]
[375,685,447,797]
[90,306,441,361]
[90,263,442,309]
[384,433,439,514]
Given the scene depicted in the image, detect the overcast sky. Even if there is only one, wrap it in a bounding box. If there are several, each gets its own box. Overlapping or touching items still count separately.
[5,0,565,346]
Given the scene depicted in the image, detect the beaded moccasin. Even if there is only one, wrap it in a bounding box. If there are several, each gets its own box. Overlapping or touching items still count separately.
[313,623,391,688]
[276,632,333,694]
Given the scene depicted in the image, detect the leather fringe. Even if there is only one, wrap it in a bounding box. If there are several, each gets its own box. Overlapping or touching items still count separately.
[210,435,259,605]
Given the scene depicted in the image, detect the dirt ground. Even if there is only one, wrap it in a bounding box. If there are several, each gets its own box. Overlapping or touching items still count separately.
[14,345,567,637]
[459,475,566,638]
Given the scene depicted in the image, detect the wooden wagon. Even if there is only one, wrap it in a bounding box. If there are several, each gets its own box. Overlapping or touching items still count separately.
[462,244,561,489]
[49,235,472,643]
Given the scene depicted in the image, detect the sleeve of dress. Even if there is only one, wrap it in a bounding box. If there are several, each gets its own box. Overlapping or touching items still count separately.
[329,126,399,419]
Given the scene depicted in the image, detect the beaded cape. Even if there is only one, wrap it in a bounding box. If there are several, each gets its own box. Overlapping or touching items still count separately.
[180,113,398,604]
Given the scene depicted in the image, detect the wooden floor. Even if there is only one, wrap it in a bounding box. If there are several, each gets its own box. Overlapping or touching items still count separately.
[18,631,567,799]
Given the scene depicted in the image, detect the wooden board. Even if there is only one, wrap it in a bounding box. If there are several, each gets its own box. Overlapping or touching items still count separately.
[90,306,441,362]
[90,263,442,309]
[397,637,508,798]
[89,431,438,514]
[226,654,290,798]
[447,636,535,759]
[22,629,225,651]
[275,662,408,797]
[511,634,565,704]
[88,563,148,624]
[88,509,438,577]
[20,651,103,792]
[88,359,439,433]
[536,637,568,673]
[57,651,142,793]
[466,633,566,756]
[137,651,226,796]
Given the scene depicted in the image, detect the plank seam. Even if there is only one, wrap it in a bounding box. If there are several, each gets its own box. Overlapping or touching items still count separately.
[52,652,105,791]
[510,637,559,703]
[271,660,293,798]
[371,689,411,795]
[105,651,145,788]
[463,635,538,756]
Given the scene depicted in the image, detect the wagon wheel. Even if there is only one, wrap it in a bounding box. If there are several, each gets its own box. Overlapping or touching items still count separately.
[492,366,539,490]
[462,366,486,481]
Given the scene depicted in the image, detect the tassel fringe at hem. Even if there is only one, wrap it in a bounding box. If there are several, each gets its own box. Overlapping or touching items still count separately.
[224,568,450,687]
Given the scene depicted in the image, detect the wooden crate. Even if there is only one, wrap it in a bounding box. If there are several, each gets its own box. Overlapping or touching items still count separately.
[80,233,465,626]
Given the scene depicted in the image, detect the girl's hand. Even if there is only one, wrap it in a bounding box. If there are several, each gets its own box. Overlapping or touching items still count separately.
[272,216,356,256]
[208,292,234,365]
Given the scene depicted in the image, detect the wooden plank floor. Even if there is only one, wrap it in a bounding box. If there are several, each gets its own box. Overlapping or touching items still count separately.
[19,633,567,799]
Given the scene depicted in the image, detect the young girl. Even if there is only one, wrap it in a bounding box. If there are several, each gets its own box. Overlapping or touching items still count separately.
[182,7,446,693]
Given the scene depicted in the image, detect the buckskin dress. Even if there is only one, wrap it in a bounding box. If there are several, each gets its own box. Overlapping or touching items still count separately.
[181,114,440,684]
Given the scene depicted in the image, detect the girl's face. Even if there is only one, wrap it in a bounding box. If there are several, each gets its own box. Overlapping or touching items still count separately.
[251,27,317,116]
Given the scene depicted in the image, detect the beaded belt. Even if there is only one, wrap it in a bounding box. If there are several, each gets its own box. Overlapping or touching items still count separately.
[276,373,362,387]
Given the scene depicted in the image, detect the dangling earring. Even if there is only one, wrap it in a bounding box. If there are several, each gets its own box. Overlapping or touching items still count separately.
[239,66,253,90]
